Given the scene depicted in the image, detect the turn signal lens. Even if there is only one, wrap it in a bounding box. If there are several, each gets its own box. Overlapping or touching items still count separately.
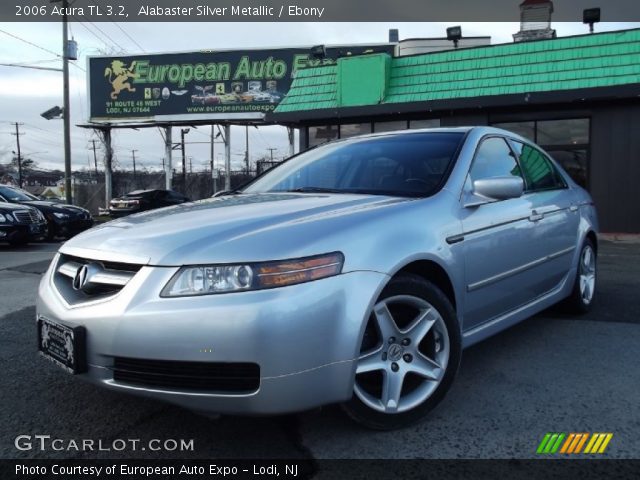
[255,252,344,288]
[161,252,344,297]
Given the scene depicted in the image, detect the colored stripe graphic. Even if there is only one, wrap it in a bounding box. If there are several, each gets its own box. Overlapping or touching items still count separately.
[573,433,589,453]
[585,433,614,454]
[537,433,565,454]
[539,433,613,455]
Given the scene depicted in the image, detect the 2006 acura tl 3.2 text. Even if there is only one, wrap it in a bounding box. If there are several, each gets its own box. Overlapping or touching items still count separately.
[37,127,598,429]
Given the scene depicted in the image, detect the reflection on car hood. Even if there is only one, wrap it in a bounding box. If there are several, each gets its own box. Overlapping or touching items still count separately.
[62,193,412,265]
[21,200,87,213]
[0,202,37,212]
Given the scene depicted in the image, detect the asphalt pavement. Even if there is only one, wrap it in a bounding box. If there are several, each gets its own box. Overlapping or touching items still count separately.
[0,239,638,460]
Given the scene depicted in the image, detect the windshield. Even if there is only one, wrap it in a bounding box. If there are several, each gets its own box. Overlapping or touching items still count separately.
[0,186,38,201]
[244,132,465,197]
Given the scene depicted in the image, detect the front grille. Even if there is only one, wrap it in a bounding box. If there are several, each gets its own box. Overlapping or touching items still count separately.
[14,210,39,224]
[112,357,260,393]
[53,254,142,305]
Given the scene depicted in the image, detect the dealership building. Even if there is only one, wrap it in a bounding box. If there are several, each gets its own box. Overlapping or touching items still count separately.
[270,27,640,233]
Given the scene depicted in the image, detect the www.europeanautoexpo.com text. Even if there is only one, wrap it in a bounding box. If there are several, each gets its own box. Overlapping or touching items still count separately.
[15,3,326,20]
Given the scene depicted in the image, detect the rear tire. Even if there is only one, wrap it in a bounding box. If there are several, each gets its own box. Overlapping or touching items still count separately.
[560,238,597,314]
[342,274,461,430]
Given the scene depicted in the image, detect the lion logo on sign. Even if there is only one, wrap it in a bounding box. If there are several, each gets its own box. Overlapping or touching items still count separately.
[104,60,138,99]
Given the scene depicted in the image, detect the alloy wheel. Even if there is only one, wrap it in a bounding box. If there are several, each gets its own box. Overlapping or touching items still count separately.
[579,245,596,304]
[354,295,450,414]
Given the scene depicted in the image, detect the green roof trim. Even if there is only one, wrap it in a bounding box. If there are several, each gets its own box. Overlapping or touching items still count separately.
[274,29,640,115]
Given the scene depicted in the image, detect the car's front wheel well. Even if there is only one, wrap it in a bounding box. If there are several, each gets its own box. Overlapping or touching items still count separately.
[396,260,456,312]
[586,230,598,255]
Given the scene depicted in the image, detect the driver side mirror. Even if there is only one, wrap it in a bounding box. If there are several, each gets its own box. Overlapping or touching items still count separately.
[465,176,524,207]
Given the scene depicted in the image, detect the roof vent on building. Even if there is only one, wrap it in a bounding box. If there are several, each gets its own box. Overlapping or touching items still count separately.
[513,0,557,42]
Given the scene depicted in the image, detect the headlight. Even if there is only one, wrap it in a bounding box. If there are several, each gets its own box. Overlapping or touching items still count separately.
[161,252,344,297]
[0,213,6,223]
[53,212,70,219]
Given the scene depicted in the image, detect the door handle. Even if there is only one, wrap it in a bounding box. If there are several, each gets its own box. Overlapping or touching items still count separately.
[569,205,578,212]
[529,210,544,222]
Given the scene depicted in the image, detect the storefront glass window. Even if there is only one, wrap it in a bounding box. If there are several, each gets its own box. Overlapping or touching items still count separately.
[545,149,589,189]
[308,126,339,147]
[409,119,441,129]
[340,123,372,139]
[492,121,535,141]
[374,121,408,133]
[537,119,589,146]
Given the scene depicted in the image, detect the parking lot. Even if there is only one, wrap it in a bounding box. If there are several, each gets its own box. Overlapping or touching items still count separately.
[0,239,638,460]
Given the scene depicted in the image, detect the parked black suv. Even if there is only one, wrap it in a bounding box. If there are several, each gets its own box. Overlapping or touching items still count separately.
[0,202,47,246]
[0,185,94,240]
[109,189,190,218]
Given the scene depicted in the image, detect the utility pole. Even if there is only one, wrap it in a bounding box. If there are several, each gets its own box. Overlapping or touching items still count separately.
[267,148,277,161]
[180,128,189,194]
[131,149,138,182]
[89,139,98,177]
[62,0,72,204]
[224,125,231,191]
[245,125,250,174]
[10,123,24,188]
[210,124,216,194]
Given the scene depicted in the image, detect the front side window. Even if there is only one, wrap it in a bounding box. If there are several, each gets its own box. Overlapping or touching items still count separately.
[244,132,465,197]
[511,142,566,191]
[469,137,522,182]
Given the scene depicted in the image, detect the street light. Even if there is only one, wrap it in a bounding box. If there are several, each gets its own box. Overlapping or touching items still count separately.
[583,8,601,34]
[41,106,64,120]
[447,26,463,49]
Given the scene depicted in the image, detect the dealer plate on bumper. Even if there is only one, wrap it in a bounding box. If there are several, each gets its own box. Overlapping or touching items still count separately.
[37,316,86,374]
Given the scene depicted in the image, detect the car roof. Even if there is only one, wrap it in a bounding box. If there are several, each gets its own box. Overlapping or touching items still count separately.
[339,126,531,144]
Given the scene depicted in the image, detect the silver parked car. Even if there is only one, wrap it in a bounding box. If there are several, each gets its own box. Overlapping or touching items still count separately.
[36,127,598,429]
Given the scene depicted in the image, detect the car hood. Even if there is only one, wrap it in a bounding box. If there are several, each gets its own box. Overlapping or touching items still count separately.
[21,200,86,213]
[62,192,413,266]
[0,202,37,212]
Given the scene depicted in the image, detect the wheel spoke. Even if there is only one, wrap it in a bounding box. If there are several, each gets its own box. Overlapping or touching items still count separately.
[356,347,385,374]
[381,370,405,412]
[408,353,443,381]
[373,302,399,339]
[404,308,436,343]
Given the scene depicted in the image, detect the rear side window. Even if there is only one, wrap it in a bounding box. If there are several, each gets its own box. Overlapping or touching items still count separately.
[470,137,522,182]
[511,142,567,191]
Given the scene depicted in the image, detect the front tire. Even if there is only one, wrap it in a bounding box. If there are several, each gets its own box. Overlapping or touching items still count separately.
[342,274,461,430]
[561,238,597,314]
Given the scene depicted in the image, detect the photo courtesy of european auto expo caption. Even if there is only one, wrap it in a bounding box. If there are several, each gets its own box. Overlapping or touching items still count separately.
[15,463,296,477]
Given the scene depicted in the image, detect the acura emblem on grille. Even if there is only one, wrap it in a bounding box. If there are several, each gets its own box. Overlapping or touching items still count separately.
[72,263,103,291]
[72,265,89,291]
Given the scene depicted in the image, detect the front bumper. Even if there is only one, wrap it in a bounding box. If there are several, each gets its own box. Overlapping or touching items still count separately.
[36,259,388,414]
[52,217,94,237]
[0,222,46,242]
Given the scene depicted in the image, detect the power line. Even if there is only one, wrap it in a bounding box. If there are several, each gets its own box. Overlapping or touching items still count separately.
[80,17,126,53]
[111,22,146,52]
[0,63,62,72]
[73,19,115,51]
[0,29,61,58]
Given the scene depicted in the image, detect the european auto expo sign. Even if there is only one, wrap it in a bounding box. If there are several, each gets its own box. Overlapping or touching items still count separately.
[88,45,392,123]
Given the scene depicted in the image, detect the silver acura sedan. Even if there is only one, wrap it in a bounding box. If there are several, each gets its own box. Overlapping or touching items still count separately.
[36,127,598,429]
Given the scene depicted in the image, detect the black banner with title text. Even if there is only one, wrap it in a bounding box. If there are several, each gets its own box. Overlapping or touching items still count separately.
[3,0,640,22]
